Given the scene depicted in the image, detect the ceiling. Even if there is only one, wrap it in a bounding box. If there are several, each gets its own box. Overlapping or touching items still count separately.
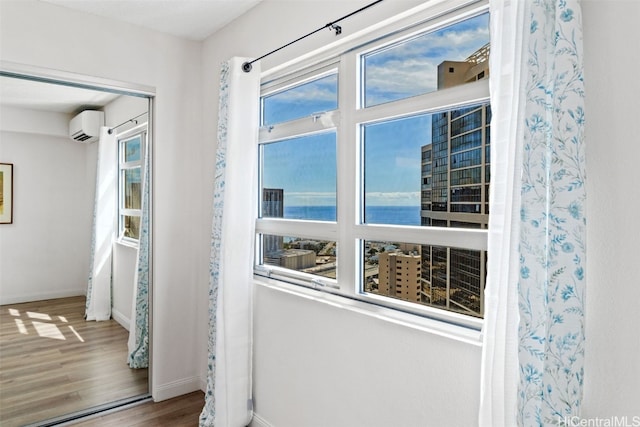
[0,76,122,114]
[40,0,264,41]
[2,1,266,113]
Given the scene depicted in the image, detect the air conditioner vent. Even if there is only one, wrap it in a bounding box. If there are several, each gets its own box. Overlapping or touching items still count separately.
[72,132,93,142]
[69,110,104,143]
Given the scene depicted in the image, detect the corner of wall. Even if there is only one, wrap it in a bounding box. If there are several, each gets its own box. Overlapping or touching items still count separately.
[250,413,274,427]
[152,376,202,402]
[111,307,131,331]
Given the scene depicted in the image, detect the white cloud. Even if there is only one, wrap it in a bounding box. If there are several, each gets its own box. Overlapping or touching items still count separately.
[365,191,420,206]
[285,192,336,206]
[365,20,490,103]
[267,75,338,103]
[366,58,437,97]
[271,85,337,102]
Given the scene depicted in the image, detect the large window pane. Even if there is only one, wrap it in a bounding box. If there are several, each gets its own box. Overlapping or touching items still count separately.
[123,215,140,239]
[262,235,337,280]
[124,169,142,210]
[124,136,141,162]
[363,240,484,317]
[362,114,428,226]
[363,102,490,226]
[363,13,489,107]
[262,73,338,126]
[262,133,336,221]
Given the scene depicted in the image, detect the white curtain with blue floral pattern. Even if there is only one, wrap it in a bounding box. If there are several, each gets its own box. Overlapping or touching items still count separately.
[200,57,260,427]
[85,127,117,322]
[128,140,150,369]
[481,1,586,426]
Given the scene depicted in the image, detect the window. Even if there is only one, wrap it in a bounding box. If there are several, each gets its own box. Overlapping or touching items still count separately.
[255,2,490,327]
[118,128,146,242]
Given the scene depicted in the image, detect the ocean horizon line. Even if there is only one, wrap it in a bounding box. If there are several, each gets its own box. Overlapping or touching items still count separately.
[284,205,420,226]
[285,205,420,208]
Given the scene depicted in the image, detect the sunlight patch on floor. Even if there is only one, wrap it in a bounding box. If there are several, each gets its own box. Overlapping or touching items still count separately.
[32,321,66,340]
[14,318,28,334]
[68,325,85,342]
[7,308,87,341]
[27,311,52,320]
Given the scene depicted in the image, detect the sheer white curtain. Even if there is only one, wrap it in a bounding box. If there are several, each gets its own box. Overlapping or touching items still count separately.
[200,57,260,427]
[479,0,526,423]
[481,0,587,425]
[85,127,117,321]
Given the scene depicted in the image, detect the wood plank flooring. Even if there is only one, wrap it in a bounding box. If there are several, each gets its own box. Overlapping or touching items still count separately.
[72,391,204,426]
[0,296,148,427]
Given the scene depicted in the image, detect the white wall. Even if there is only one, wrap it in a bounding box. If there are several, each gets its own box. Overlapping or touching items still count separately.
[582,0,640,419]
[0,106,94,304]
[252,285,481,427]
[112,243,137,329]
[0,0,204,401]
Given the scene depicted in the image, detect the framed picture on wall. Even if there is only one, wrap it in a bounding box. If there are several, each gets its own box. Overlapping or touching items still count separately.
[0,163,13,224]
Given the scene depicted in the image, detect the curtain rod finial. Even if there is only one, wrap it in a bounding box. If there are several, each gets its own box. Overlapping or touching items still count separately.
[242,62,253,73]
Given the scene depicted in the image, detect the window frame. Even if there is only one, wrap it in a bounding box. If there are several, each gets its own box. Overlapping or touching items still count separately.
[117,125,147,245]
[255,0,489,331]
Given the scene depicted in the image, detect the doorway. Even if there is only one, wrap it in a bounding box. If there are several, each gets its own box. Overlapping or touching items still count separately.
[0,64,154,426]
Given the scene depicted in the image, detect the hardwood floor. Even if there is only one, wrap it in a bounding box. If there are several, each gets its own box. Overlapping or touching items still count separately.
[72,391,205,426]
[0,296,148,427]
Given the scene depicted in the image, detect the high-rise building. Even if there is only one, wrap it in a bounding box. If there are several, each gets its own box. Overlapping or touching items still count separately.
[262,188,318,271]
[263,188,284,218]
[262,188,284,253]
[420,44,490,317]
[378,250,422,303]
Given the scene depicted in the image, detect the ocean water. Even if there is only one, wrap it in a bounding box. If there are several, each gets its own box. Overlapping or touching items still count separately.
[284,205,420,226]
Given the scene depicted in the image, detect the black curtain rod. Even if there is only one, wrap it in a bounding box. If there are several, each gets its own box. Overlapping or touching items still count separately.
[242,0,384,72]
[108,112,148,135]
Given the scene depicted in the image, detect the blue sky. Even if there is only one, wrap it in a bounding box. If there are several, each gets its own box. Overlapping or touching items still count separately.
[263,74,338,126]
[262,133,337,207]
[262,13,489,209]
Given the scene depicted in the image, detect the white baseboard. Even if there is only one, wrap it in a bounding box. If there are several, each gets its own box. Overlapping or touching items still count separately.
[111,307,130,331]
[251,413,274,427]
[0,289,85,305]
[152,376,202,402]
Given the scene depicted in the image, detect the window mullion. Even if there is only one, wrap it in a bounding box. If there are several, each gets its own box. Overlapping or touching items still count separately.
[258,111,338,143]
[354,79,490,125]
[256,218,337,241]
[121,208,141,216]
[336,52,358,296]
[121,161,141,170]
[354,224,487,251]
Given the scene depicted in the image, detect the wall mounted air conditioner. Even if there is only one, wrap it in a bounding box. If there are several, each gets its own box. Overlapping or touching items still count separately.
[69,110,104,143]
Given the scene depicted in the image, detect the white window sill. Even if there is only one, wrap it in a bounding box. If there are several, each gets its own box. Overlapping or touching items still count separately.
[254,276,483,347]
[116,238,139,250]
